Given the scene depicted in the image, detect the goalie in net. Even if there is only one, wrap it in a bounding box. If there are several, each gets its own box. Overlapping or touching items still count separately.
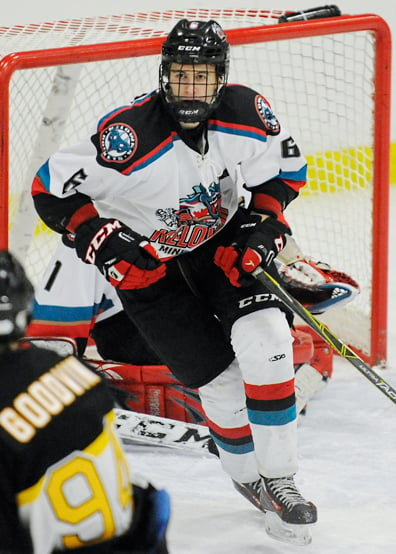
[29,18,359,546]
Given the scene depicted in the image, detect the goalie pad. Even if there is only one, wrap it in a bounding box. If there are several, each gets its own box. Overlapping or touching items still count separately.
[278,258,360,314]
[297,325,334,379]
[85,326,317,423]
[294,324,334,415]
[88,360,207,424]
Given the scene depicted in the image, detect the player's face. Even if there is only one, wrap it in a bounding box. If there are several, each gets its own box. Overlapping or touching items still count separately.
[168,63,219,105]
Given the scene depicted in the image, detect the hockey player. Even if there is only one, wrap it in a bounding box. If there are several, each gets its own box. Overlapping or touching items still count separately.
[27,218,358,360]
[30,18,359,545]
[27,230,358,423]
[0,250,170,554]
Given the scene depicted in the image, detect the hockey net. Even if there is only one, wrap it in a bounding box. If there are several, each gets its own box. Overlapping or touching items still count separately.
[0,9,390,366]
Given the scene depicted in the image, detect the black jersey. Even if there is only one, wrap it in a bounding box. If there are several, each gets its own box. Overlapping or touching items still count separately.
[0,343,132,553]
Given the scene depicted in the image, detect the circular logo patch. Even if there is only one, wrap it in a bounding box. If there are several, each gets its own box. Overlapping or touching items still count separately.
[255,96,280,134]
[100,124,137,162]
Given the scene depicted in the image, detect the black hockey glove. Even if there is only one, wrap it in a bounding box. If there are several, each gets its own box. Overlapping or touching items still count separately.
[74,217,166,289]
[214,215,290,287]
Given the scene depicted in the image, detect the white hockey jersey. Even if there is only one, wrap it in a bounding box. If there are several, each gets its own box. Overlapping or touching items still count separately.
[32,85,307,261]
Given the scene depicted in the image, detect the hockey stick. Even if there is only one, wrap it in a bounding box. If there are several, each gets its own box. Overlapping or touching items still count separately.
[253,267,396,405]
[114,408,216,455]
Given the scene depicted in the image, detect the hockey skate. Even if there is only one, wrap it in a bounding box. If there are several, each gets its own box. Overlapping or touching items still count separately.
[260,475,317,546]
[232,479,264,512]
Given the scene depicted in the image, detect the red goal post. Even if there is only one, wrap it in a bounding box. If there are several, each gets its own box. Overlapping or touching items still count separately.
[0,9,391,366]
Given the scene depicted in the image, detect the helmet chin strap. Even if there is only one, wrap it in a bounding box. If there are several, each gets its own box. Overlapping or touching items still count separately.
[163,79,225,125]
[166,98,213,125]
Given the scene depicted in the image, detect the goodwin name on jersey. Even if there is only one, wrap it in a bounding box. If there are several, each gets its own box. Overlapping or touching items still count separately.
[0,356,101,442]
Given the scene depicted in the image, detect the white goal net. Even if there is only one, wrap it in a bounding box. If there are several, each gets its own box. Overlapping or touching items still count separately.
[0,8,391,365]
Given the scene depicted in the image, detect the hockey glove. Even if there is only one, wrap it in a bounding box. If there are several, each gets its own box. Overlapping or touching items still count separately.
[115,483,171,554]
[214,215,290,287]
[278,258,360,314]
[74,217,166,289]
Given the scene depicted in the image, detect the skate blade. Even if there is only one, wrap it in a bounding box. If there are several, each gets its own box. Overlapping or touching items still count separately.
[264,510,313,546]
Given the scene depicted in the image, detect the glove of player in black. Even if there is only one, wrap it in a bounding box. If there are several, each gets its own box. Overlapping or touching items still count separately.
[74,217,166,289]
[214,214,290,287]
[114,483,170,554]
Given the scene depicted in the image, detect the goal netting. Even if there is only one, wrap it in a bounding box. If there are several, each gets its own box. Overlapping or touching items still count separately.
[0,8,391,365]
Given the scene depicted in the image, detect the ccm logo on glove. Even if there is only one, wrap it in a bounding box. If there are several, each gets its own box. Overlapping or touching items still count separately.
[85,219,122,264]
[74,217,166,289]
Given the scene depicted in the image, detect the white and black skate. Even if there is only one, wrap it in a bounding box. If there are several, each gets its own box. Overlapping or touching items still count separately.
[260,475,317,545]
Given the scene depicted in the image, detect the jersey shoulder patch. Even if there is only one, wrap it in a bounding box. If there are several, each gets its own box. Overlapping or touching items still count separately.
[212,84,281,136]
[254,95,281,134]
[92,91,173,173]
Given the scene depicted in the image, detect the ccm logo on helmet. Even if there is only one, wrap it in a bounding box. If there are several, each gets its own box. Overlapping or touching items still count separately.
[177,45,201,51]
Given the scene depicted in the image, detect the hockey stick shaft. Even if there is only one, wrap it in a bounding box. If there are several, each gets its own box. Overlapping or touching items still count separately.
[253,267,396,405]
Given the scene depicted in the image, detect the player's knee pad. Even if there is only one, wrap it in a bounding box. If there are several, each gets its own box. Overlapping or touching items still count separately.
[231,308,294,384]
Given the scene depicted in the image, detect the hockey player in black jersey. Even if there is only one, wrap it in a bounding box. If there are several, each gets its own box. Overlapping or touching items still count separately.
[30,18,327,545]
[0,250,170,553]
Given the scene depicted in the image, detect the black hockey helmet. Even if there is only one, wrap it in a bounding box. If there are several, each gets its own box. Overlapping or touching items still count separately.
[160,19,230,123]
[0,250,34,343]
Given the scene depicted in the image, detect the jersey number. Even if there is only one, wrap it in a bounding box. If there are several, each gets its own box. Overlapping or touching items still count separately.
[45,428,130,548]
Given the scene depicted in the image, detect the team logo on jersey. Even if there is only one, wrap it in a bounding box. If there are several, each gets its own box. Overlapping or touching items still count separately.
[155,183,225,231]
[155,208,180,230]
[100,124,137,162]
[255,96,280,134]
[152,182,229,256]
